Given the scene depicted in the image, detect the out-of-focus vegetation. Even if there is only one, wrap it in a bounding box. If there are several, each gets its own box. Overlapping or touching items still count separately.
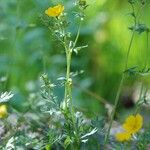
[0,0,150,113]
[0,0,150,149]
[1,0,150,115]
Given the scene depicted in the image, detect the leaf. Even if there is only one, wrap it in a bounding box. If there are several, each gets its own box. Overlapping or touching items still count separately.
[64,136,72,148]
[73,45,88,54]
[138,68,150,76]
[0,92,14,103]
[57,77,66,81]
[5,137,16,150]
[81,139,88,143]
[127,12,136,19]
[128,0,136,4]
[81,128,98,139]
[79,0,89,9]
[91,117,105,129]
[69,41,75,50]
[45,144,51,150]
[129,24,149,34]
[124,66,138,76]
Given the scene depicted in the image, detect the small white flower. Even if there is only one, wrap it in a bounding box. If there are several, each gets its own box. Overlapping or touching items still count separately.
[0,92,14,103]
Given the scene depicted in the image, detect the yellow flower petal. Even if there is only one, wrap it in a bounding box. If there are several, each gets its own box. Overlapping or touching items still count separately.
[135,113,143,130]
[0,105,8,119]
[123,114,143,134]
[45,4,64,17]
[123,115,135,131]
[115,132,131,142]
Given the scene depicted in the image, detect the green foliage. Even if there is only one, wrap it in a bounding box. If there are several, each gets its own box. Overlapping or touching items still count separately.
[129,24,149,34]
[0,0,150,149]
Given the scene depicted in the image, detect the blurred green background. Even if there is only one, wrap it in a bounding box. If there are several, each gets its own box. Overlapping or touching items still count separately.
[0,0,150,116]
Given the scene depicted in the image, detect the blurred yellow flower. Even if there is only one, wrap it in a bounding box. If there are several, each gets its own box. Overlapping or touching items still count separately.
[115,114,143,142]
[0,105,8,119]
[123,114,143,134]
[115,132,131,142]
[45,4,64,17]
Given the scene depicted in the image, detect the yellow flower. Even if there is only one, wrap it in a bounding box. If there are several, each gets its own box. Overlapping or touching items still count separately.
[0,105,8,119]
[45,4,64,17]
[115,114,143,142]
[123,114,143,134]
[115,132,131,142]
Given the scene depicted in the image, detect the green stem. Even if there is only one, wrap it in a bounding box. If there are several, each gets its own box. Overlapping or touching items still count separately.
[63,20,82,147]
[64,47,72,108]
[135,31,149,114]
[64,19,82,109]
[104,3,144,145]
[144,31,149,69]
[104,2,145,146]
[104,30,135,145]
[134,83,144,114]
[64,46,80,146]
[74,20,82,48]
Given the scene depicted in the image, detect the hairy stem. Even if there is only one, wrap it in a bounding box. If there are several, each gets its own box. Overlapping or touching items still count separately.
[63,20,82,147]
[64,46,72,107]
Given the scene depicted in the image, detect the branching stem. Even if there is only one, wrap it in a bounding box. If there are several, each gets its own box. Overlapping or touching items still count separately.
[104,3,144,146]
